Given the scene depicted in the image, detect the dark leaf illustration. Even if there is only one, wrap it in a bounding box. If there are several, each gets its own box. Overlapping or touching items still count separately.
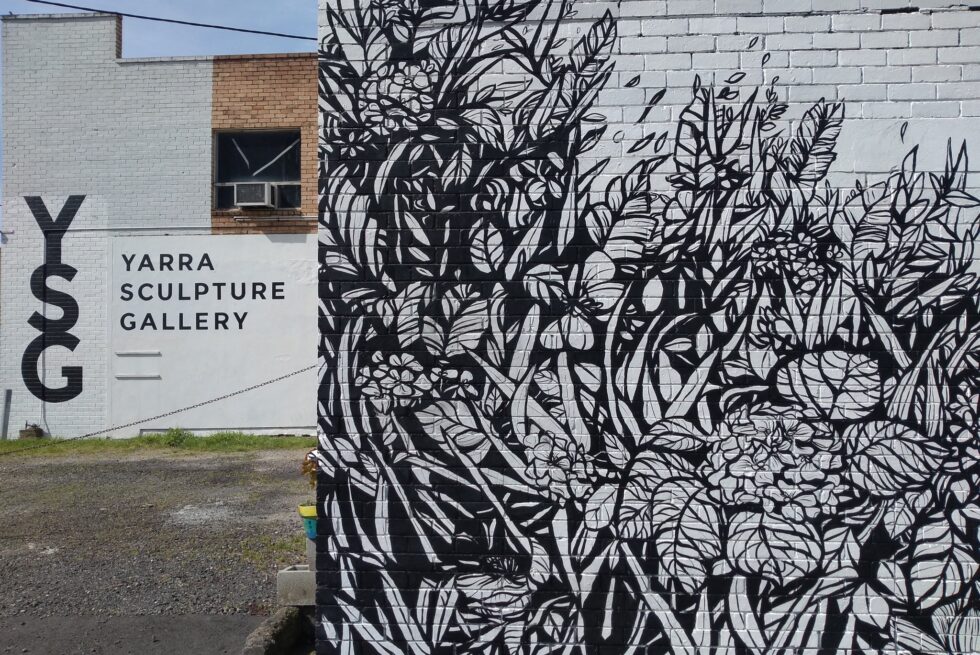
[638,89,666,123]
[617,451,694,540]
[906,517,979,610]
[637,418,707,452]
[775,351,882,420]
[787,100,844,186]
[417,401,488,452]
[627,132,659,154]
[445,293,489,357]
[649,479,721,593]
[845,421,947,498]
[583,483,618,532]
[726,511,822,586]
[571,11,616,77]
[470,221,505,274]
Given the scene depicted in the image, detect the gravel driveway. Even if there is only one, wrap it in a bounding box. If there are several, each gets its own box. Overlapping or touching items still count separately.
[0,448,314,653]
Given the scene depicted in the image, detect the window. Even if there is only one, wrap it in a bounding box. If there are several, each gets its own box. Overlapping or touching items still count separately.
[214,130,301,210]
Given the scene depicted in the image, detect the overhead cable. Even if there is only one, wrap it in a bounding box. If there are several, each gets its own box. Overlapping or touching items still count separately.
[23,0,317,41]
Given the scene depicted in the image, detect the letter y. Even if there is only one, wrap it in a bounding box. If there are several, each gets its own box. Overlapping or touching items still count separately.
[24,196,86,262]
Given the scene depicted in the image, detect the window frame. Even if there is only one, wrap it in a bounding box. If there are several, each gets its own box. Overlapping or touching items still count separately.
[212,128,303,211]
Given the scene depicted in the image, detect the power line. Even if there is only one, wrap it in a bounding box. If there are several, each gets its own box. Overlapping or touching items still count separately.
[23,0,317,42]
[0,364,317,457]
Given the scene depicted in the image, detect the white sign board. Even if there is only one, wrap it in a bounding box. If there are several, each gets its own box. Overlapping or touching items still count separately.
[108,234,316,435]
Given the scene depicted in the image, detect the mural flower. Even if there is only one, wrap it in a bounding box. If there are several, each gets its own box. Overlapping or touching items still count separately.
[324,128,374,160]
[535,252,625,350]
[355,352,433,412]
[360,60,438,134]
[949,379,980,459]
[522,430,578,502]
[751,231,836,295]
[704,404,842,521]
[432,366,479,400]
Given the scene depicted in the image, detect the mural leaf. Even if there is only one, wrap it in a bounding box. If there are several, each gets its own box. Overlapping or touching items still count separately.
[470,221,505,274]
[638,418,707,452]
[571,11,616,77]
[416,401,487,451]
[775,351,882,420]
[583,483,619,532]
[460,107,506,150]
[523,265,565,303]
[388,282,431,348]
[907,517,979,610]
[485,286,508,368]
[788,100,844,185]
[617,451,694,540]
[726,511,822,586]
[845,421,947,498]
[650,479,721,593]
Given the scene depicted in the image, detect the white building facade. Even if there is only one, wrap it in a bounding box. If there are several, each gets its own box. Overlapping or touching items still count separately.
[1,13,319,438]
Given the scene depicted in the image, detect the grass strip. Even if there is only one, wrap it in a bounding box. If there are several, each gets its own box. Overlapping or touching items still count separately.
[0,428,316,456]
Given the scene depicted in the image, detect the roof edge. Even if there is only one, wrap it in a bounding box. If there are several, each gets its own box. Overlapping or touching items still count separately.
[2,11,116,21]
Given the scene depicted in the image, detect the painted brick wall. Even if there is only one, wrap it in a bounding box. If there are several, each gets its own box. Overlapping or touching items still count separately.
[0,13,213,437]
[317,0,980,653]
[211,53,319,234]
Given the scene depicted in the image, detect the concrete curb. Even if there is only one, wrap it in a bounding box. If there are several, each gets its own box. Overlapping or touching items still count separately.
[242,606,302,655]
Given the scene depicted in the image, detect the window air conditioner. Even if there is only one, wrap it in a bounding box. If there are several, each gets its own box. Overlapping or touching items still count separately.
[234,182,274,208]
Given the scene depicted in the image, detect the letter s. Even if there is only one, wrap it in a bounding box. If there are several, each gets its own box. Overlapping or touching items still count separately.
[27,263,79,333]
[22,261,83,402]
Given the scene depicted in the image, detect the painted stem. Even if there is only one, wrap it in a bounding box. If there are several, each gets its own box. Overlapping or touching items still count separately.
[471,352,570,438]
[620,545,698,655]
[605,293,642,440]
[445,434,534,557]
[666,292,759,418]
[841,273,912,369]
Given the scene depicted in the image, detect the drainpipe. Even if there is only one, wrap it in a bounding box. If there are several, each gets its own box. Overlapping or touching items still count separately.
[1,389,11,440]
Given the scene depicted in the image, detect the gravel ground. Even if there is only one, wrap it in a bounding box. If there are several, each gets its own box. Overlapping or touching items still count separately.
[0,615,263,654]
[0,448,315,653]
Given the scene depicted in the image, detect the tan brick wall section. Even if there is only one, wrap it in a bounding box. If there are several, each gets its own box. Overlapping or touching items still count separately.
[211,53,318,234]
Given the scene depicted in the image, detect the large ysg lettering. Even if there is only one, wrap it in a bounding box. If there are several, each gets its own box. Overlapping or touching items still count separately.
[21,196,86,402]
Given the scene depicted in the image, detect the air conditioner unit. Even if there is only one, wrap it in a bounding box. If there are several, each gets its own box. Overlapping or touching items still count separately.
[234,182,273,208]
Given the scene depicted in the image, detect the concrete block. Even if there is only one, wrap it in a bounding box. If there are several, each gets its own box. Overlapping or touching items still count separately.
[277,565,316,607]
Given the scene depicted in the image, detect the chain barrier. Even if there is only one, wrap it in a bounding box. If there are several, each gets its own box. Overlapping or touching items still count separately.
[0,365,317,458]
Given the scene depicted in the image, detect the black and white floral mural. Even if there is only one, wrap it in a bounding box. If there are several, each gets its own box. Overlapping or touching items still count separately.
[316,0,980,653]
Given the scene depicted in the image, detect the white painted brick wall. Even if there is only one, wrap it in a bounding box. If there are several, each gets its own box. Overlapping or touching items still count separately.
[0,14,212,438]
[581,3,980,184]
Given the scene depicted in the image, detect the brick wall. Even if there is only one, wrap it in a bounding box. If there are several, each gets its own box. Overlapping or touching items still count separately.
[317,1,980,654]
[212,54,319,234]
